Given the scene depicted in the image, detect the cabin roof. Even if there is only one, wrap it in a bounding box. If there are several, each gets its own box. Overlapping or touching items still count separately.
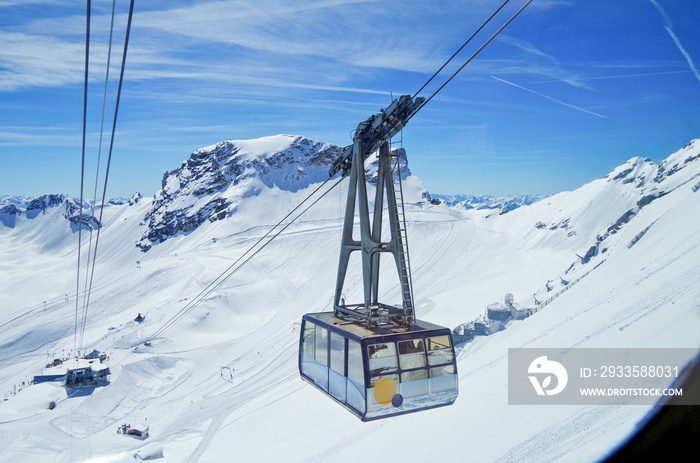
[304,311,449,340]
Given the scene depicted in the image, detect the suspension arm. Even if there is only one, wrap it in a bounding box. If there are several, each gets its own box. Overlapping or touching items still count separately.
[328,94,425,178]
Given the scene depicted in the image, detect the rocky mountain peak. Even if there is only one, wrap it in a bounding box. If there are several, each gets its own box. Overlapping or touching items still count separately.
[137,135,344,251]
[163,134,343,196]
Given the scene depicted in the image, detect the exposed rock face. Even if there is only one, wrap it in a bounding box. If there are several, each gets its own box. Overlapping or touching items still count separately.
[136,135,344,251]
[594,143,700,245]
[365,147,411,184]
[25,194,78,218]
[68,214,102,231]
[0,204,20,215]
[0,204,21,228]
[128,193,142,206]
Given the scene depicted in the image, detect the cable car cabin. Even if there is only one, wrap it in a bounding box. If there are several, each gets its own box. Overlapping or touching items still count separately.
[299,312,458,421]
[299,96,461,420]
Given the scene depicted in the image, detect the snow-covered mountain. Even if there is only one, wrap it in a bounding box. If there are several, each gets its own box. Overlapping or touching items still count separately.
[430,193,547,211]
[136,135,344,251]
[0,136,699,462]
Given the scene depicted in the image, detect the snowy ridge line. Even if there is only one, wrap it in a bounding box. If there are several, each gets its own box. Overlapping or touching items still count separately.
[451,139,700,337]
[536,259,607,310]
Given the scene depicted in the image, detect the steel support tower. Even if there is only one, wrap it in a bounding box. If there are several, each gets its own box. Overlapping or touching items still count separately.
[330,95,424,326]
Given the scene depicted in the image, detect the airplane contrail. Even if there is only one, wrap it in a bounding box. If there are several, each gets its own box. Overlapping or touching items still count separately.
[649,0,700,85]
[490,76,608,119]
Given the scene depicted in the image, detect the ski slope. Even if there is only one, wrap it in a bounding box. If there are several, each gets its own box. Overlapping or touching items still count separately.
[0,138,699,462]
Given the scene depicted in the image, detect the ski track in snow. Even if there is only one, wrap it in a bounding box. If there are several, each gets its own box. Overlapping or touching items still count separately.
[494,405,636,463]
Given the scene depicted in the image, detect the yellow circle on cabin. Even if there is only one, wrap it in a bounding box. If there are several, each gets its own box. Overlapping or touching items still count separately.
[373,376,397,405]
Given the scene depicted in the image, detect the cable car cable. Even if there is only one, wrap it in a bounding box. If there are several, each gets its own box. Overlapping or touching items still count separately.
[142,177,342,346]
[409,0,533,123]
[159,176,336,330]
[412,0,512,99]
[79,0,118,351]
[74,0,136,352]
[134,176,344,351]
[80,0,135,349]
[74,0,91,357]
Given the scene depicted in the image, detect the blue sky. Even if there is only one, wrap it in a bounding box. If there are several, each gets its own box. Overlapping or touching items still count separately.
[1,0,699,198]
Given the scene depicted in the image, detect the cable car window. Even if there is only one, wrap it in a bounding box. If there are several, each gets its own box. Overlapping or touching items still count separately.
[426,335,453,366]
[426,335,451,350]
[329,332,346,401]
[401,369,428,398]
[401,369,428,382]
[430,364,455,377]
[330,331,345,375]
[315,325,328,366]
[300,319,328,392]
[430,364,457,393]
[347,340,363,385]
[301,321,315,361]
[368,342,397,376]
[398,339,426,370]
[346,339,365,413]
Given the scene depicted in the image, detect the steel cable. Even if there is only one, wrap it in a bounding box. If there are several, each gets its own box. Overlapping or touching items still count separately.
[74,0,91,357]
[412,0,512,99]
[79,0,117,351]
[76,0,136,351]
[409,0,533,122]
[133,176,344,352]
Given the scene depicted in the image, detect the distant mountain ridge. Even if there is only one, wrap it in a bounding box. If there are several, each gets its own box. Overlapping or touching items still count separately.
[0,194,35,209]
[0,194,85,229]
[429,193,548,212]
[0,193,142,230]
[3,136,699,256]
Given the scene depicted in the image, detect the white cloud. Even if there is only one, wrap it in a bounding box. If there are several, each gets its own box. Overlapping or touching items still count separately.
[0,0,546,95]
[496,35,588,88]
[0,31,85,91]
[0,0,64,6]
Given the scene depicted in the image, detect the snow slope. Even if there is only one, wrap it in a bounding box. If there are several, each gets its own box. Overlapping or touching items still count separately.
[0,137,699,462]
